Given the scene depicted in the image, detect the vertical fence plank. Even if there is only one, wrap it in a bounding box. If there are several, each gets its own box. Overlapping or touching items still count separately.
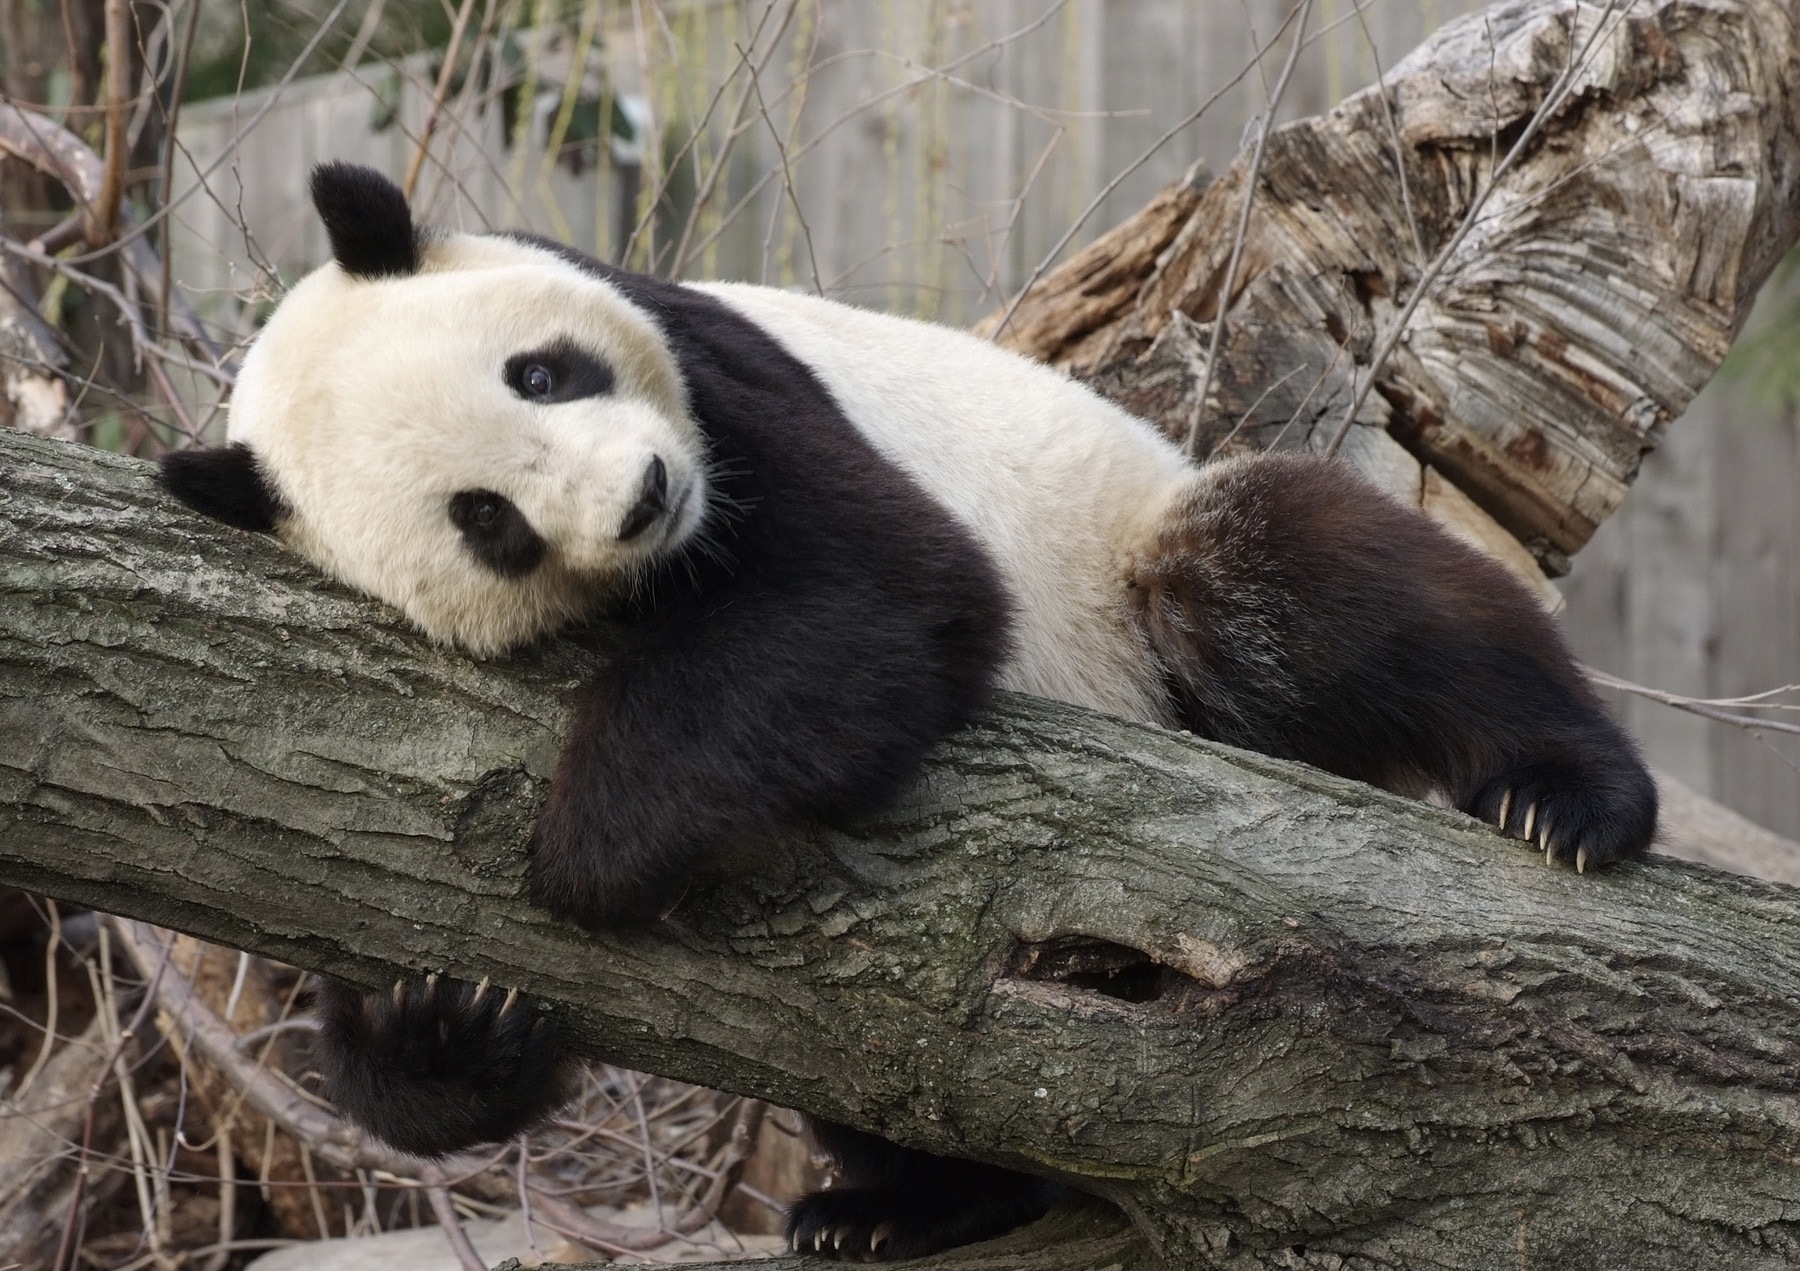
[1711,400,1800,836]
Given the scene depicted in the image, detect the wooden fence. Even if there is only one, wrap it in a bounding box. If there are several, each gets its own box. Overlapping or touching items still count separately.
[169,0,1478,323]
[1564,370,1800,840]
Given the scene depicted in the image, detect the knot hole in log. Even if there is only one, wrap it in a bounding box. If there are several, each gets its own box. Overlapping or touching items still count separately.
[1002,933,1250,1011]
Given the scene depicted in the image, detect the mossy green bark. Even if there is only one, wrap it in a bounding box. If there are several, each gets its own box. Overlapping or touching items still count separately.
[6,430,1800,1269]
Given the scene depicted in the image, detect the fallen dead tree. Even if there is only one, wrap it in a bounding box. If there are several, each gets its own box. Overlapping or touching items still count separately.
[985,0,1800,582]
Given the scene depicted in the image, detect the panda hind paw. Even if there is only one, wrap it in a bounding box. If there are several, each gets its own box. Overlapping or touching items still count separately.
[1467,758,1657,873]
[315,974,572,1157]
[786,1180,1060,1262]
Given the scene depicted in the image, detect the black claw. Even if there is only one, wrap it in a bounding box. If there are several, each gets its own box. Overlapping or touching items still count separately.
[786,1180,1060,1262]
[1465,754,1656,871]
[315,975,575,1157]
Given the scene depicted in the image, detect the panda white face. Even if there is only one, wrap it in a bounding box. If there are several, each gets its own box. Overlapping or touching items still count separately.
[226,234,708,655]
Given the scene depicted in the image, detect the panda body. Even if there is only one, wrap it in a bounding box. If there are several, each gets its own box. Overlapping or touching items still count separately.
[694,279,1191,725]
[161,163,1659,1263]
[229,224,1191,727]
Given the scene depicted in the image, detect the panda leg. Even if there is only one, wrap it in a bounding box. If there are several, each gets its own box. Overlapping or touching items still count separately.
[1131,453,1657,868]
[787,1119,1061,1261]
[314,976,574,1157]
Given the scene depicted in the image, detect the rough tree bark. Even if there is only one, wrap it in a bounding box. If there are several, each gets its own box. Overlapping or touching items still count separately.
[4,0,1800,1267]
[8,433,1800,1271]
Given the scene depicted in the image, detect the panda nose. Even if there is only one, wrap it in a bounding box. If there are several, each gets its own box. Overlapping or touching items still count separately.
[617,455,668,541]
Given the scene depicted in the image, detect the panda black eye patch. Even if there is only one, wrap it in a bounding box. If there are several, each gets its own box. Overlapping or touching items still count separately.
[448,489,546,578]
[503,340,615,403]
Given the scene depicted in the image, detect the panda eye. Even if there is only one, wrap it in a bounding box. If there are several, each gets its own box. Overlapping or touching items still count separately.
[505,343,614,402]
[449,489,546,578]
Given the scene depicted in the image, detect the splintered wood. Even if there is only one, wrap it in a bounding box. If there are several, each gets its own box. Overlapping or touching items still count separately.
[984,0,1800,574]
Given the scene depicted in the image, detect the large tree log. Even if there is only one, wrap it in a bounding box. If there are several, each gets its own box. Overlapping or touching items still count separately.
[7,433,1800,1271]
[984,0,1800,575]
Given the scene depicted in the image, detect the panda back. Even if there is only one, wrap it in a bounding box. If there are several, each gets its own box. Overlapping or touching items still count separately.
[695,283,1188,726]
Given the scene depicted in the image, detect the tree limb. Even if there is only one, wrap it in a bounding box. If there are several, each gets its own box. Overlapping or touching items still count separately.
[6,429,1800,1268]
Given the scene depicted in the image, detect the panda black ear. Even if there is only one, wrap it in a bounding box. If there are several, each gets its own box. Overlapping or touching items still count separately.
[160,444,287,534]
[309,161,420,279]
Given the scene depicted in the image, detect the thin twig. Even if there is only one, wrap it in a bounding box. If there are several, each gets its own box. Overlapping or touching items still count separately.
[1266,345,1341,452]
[402,0,482,200]
[420,1163,488,1271]
[627,0,664,270]
[1351,0,1423,265]
[232,1017,320,1053]
[0,237,232,386]
[1184,0,1314,459]
[630,1077,666,1230]
[156,0,203,341]
[516,1134,535,1254]
[51,925,176,1271]
[14,898,63,1100]
[659,0,800,278]
[1586,670,1800,740]
[739,39,821,295]
[0,103,230,365]
[676,0,1080,274]
[987,0,1396,349]
[44,0,353,268]
[124,2,173,155]
[90,0,132,245]
[106,919,465,1179]
[974,126,1066,307]
[96,926,168,1263]
[1204,362,1307,459]
[530,0,606,244]
[336,0,389,76]
[201,1132,235,1271]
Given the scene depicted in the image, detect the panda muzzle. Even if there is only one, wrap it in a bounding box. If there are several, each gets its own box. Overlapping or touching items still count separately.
[617,455,669,542]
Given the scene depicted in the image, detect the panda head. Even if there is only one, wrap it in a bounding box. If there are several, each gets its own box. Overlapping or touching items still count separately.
[162,162,708,655]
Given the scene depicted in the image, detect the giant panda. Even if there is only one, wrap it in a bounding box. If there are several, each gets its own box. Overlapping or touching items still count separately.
[162,162,1657,1261]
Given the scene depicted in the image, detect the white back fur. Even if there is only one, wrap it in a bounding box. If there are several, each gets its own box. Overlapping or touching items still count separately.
[698,282,1194,725]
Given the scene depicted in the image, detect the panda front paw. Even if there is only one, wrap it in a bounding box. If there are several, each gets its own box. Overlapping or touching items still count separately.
[1467,753,1657,872]
[528,794,672,930]
[786,1179,1061,1262]
[315,975,572,1157]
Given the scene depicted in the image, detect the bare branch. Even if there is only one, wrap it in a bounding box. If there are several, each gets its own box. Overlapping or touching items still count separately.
[1587,669,1800,740]
[1184,0,1313,458]
[661,0,801,279]
[104,919,448,1182]
[0,104,225,367]
[89,0,133,245]
[1351,0,1423,265]
[402,0,484,201]
[45,0,352,271]
[419,1164,488,1271]
[739,39,820,295]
